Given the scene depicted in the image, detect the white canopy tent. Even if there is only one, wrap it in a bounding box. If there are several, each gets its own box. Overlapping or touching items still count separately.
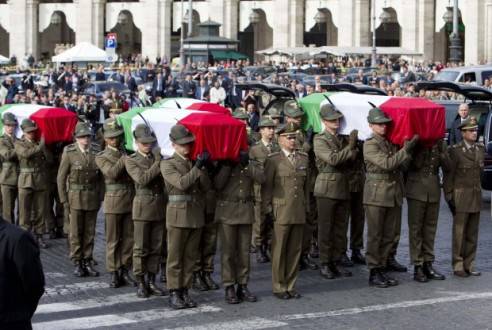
[0,54,9,65]
[52,42,109,63]
[257,46,422,59]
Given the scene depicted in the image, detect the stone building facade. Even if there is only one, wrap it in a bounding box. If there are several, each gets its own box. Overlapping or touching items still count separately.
[0,0,490,64]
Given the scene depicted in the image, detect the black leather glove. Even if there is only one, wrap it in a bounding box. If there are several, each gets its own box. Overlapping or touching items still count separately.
[403,134,419,153]
[195,150,210,169]
[152,146,161,161]
[447,199,456,216]
[264,212,274,228]
[306,127,314,145]
[348,129,358,149]
[239,150,249,167]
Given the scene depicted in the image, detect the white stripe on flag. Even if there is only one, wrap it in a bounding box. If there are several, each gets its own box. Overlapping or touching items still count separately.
[158,98,205,109]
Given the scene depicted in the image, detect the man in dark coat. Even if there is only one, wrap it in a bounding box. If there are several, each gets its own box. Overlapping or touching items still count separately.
[0,218,45,330]
[449,103,470,145]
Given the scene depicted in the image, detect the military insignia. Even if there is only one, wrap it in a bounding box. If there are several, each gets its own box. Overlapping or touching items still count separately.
[298,166,307,170]
[74,160,81,166]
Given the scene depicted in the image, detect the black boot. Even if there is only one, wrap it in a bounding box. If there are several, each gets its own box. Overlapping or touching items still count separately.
[423,262,446,280]
[386,256,407,272]
[48,229,57,240]
[168,289,186,309]
[147,273,167,296]
[225,285,240,304]
[369,269,388,288]
[237,284,257,302]
[249,245,257,253]
[309,241,319,259]
[379,270,399,286]
[37,235,48,249]
[320,263,336,279]
[340,253,354,267]
[202,272,219,290]
[136,275,149,298]
[299,254,318,271]
[256,244,270,263]
[109,271,120,288]
[120,267,137,287]
[83,260,100,277]
[192,272,209,291]
[181,288,197,308]
[351,249,366,265]
[159,264,167,283]
[73,261,85,277]
[55,226,64,239]
[414,265,429,283]
[334,262,353,277]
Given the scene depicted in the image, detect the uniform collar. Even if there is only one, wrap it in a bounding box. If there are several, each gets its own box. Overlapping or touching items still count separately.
[137,149,151,159]
[77,143,89,154]
[282,148,295,158]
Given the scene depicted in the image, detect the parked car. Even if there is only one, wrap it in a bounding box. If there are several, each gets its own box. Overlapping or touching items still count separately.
[81,81,131,99]
[433,65,492,86]
[235,82,296,116]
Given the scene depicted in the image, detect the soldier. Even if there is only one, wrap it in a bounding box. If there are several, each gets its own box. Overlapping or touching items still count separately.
[445,117,484,277]
[45,143,65,239]
[160,124,211,309]
[283,101,317,271]
[124,124,166,297]
[0,113,19,224]
[57,122,102,277]
[15,119,52,248]
[95,118,136,288]
[313,104,357,279]
[363,108,418,288]
[249,117,279,263]
[233,109,260,145]
[406,139,449,282]
[263,122,310,299]
[214,150,264,304]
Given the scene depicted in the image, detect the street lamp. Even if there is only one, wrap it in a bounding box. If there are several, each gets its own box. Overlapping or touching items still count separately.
[448,0,462,64]
[371,0,376,67]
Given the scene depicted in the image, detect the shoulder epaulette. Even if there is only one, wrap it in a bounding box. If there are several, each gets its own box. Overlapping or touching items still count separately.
[96,150,105,156]
[268,151,281,158]
[298,151,309,157]
[129,153,138,158]
[65,144,77,152]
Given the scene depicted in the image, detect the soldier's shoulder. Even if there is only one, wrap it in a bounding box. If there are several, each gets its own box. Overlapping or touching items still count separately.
[477,142,485,149]
[297,151,309,158]
[91,143,101,152]
[266,151,281,160]
[64,143,77,152]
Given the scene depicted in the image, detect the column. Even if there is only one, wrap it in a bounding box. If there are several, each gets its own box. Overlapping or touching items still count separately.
[92,0,106,49]
[8,0,27,58]
[26,0,39,59]
[464,0,485,64]
[418,0,436,61]
[158,0,172,59]
[140,0,159,61]
[486,0,492,62]
[289,0,304,47]
[75,0,94,44]
[354,0,370,46]
[337,0,355,47]
[272,0,290,48]
[222,0,239,39]
[399,1,420,53]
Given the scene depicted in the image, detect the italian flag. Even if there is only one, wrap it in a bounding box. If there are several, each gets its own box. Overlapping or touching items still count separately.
[299,92,446,146]
[117,106,247,160]
[0,104,78,144]
[153,97,230,114]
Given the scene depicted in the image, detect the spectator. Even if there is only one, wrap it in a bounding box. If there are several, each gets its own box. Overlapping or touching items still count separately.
[209,80,226,105]
[195,79,210,101]
[246,103,260,132]
[449,103,470,145]
[181,74,196,98]
[152,72,167,100]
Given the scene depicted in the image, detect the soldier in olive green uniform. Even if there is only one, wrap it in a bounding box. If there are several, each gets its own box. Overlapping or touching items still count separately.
[262,122,310,299]
[161,125,211,310]
[214,150,264,304]
[95,118,136,288]
[0,113,19,224]
[363,108,418,288]
[233,109,260,145]
[124,124,166,297]
[15,119,52,248]
[313,104,357,279]
[57,122,102,276]
[45,144,65,239]
[444,117,484,277]
[249,117,279,263]
[406,140,449,282]
[283,102,318,271]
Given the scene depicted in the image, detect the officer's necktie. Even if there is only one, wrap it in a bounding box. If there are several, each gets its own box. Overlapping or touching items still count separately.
[288,153,296,167]
[266,143,272,153]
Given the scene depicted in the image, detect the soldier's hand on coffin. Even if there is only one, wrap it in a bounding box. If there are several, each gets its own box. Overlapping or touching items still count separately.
[152,146,161,161]
[239,150,250,167]
[349,129,358,149]
[195,150,210,169]
[404,134,419,153]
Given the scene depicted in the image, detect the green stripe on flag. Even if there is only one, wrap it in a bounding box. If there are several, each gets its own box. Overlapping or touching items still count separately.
[299,92,338,133]
[117,107,150,151]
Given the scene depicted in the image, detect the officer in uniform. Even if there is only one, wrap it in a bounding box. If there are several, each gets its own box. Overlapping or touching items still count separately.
[45,142,65,239]
[57,122,102,277]
[249,117,279,263]
[95,118,136,288]
[363,108,418,288]
[445,117,484,277]
[214,150,264,304]
[15,119,52,248]
[283,101,318,270]
[160,124,211,309]
[0,113,18,224]
[233,109,260,145]
[125,124,166,297]
[406,140,449,282]
[313,104,357,279]
[262,122,310,299]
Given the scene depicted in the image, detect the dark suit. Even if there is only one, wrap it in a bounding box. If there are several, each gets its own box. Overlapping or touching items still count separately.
[194,86,210,101]
[181,80,196,98]
[125,77,138,93]
[0,219,45,328]
[95,72,106,81]
[152,77,167,99]
[449,117,465,145]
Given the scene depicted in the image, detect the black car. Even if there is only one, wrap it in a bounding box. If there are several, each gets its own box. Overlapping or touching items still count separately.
[81,81,131,99]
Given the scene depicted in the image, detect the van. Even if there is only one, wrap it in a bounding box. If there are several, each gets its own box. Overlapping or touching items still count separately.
[434,65,492,86]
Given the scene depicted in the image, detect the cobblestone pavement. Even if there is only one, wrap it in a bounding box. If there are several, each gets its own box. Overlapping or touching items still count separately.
[32,194,492,330]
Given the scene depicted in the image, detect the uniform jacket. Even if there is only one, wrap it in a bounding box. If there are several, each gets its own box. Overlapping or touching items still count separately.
[444,141,484,213]
[249,140,280,202]
[262,150,309,225]
[15,137,52,190]
[214,161,264,225]
[363,134,410,207]
[125,151,165,221]
[313,131,356,200]
[347,141,365,193]
[160,153,211,228]
[405,142,451,203]
[0,219,44,325]
[95,146,135,214]
[57,143,102,211]
[0,134,18,186]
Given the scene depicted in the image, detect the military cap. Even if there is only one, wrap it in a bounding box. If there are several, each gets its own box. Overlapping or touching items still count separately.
[319,103,343,121]
[276,122,299,136]
[2,112,18,125]
[20,118,38,133]
[367,107,392,124]
[232,110,249,120]
[283,100,304,118]
[74,122,92,138]
[267,108,283,119]
[133,124,157,144]
[458,116,479,131]
[258,116,276,128]
[169,124,195,145]
[103,118,124,138]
